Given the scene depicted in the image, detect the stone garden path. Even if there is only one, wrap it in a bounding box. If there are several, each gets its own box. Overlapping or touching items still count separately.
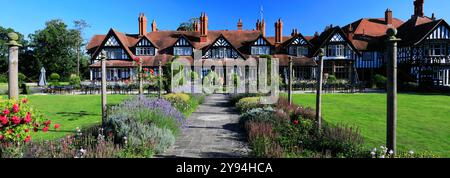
[159,94,250,158]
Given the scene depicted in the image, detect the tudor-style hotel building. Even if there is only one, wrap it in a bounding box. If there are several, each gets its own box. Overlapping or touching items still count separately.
[87,0,450,87]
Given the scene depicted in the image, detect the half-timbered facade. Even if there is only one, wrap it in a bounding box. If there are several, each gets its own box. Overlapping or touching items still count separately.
[86,0,450,88]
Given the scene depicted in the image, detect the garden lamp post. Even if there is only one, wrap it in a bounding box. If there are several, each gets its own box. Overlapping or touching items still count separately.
[316,48,325,130]
[386,28,400,154]
[100,50,107,126]
[288,57,293,105]
[6,32,22,100]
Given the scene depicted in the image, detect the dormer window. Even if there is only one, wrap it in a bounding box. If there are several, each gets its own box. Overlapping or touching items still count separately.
[204,36,240,59]
[327,44,345,57]
[251,37,271,55]
[288,46,308,56]
[287,36,309,56]
[173,37,192,56]
[135,38,156,56]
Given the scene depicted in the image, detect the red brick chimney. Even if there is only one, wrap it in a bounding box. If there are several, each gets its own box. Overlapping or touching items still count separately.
[193,20,200,32]
[200,12,208,42]
[275,19,283,44]
[237,19,243,31]
[260,20,266,37]
[414,0,424,17]
[385,9,393,26]
[151,19,157,32]
[138,13,148,36]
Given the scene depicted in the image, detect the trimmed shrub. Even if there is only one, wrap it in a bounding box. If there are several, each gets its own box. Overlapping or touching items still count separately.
[69,74,81,88]
[0,74,7,83]
[163,93,191,114]
[327,75,337,84]
[50,73,60,86]
[239,107,275,127]
[236,97,263,113]
[374,74,387,89]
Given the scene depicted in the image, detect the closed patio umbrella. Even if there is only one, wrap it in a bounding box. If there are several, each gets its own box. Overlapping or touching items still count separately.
[38,67,47,86]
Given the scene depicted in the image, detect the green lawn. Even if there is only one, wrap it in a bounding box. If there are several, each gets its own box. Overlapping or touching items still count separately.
[290,93,450,157]
[21,95,130,140]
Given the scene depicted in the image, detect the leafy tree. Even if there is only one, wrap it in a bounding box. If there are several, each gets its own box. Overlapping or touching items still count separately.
[0,26,30,79]
[29,19,82,80]
[73,20,91,78]
[177,18,199,31]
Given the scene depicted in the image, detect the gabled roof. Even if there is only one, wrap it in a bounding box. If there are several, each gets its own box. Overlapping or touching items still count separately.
[201,34,246,58]
[91,29,135,60]
[134,35,158,48]
[342,18,404,51]
[310,26,361,56]
[280,33,314,48]
[397,17,450,45]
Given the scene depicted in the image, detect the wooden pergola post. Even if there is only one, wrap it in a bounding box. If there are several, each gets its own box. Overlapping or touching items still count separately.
[315,48,325,130]
[158,60,162,99]
[288,57,293,105]
[386,28,400,154]
[100,51,107,126]
[6,32,22,100]
[139,58,144,95]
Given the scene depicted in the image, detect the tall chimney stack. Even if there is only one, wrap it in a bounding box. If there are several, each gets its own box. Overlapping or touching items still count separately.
[200,12,208,42]
[237,19,243,31]
[347,24,354,40]
[275,19,283,44]
[414,0,424,17]
[256,20,261,31]
[385,9,393,26]
[260,20,266,37]
[138,13,148,36]
[151,19,157,32]
[193,20,200,32]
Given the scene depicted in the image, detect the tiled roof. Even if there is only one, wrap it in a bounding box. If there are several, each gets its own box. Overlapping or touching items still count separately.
[342,18,404,51]
[397,16,444,45]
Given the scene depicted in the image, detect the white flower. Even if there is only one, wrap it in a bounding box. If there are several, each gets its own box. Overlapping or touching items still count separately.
[370,151,376,156]
[80,148,86,154]
[372,148,377,152]
[389,150,394,154]
[409,150,414,155]
[380,155,385,158]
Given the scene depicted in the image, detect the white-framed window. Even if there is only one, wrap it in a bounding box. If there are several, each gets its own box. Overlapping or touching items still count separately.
[174,47,192,56]
[251,46,270,55]
[297,46,308,56]
[288,46,308,56]
[327,44,345,57]
[427,42,446,56]
[103,48,127,59]
[136,47,155,56]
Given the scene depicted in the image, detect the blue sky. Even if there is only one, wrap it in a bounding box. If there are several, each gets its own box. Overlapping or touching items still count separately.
[1,0,450,41]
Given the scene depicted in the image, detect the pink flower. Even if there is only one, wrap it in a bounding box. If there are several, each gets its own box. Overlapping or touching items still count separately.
[42,127,49,132]
[54,124,60,129]
[25,135,31,143]
[293,120,299,125]
[12,103,19,113]
[0,115,8,125]
[11,115,21,125]
[22,98,28,104]
[23,112,32,124]
[44,120,52,126]
[3,109,10,115]
[0,135,3,140]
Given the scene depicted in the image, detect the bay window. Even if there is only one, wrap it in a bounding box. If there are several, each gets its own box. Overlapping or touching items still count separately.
[103,48,127,59]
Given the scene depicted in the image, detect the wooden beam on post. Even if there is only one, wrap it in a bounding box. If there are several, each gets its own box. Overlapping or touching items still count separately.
[158,60,162,99]
[100,50,107,126]
[386,28,400,154]
[316,48,325,130]
[6,32,22,100]
[288,57,293,105]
